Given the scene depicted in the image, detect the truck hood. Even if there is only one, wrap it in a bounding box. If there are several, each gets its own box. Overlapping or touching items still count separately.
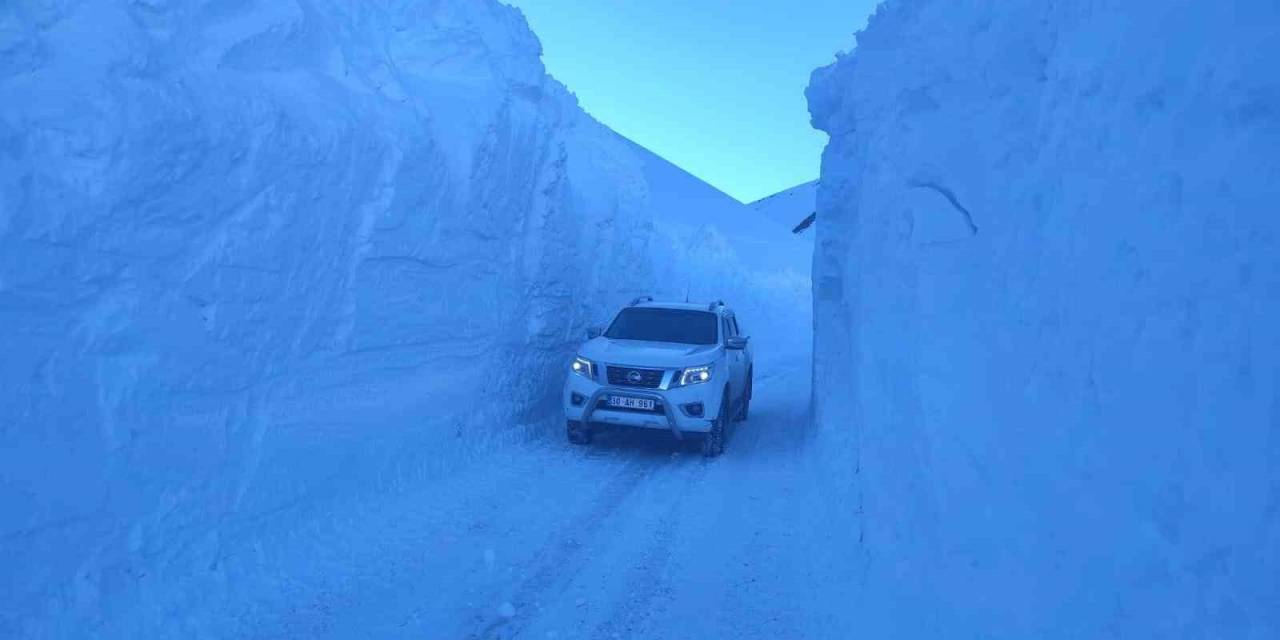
[578,338,721,369]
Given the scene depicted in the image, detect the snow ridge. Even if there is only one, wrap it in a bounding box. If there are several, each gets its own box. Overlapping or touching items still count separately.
[749,180,818,233]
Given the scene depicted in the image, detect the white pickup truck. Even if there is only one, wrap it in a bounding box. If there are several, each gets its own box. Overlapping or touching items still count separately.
[562,298,753,457]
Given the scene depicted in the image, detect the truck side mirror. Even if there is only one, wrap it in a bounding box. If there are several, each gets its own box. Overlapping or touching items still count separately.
[586,326,603,339]
[726,336,749,350]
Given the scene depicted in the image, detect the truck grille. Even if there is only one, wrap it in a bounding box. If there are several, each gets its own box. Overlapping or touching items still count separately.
[606,366,664,389]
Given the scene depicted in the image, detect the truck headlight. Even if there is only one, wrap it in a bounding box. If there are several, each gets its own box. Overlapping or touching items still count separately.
[570,356,596,379]
[674,364,713,387]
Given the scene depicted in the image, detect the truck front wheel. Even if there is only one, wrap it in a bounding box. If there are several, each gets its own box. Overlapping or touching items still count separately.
[736,371,752,422]
[702,389,729,457]
[566,420,593,445]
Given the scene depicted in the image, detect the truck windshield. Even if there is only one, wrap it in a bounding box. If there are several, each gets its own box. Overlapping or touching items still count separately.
[605,308,719,345]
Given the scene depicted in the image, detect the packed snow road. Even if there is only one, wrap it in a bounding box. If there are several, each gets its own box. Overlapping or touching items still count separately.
[190,355,857,639]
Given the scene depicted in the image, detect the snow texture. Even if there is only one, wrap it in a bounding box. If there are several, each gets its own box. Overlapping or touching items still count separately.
[0,1,806,635]
[807,1,1280,637]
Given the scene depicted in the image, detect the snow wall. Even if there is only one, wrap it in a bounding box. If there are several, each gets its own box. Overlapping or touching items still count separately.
[0,1,808,634]
[807,1,1279,637]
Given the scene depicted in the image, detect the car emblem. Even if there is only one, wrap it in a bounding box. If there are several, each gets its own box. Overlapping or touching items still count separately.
[627,370,643,383]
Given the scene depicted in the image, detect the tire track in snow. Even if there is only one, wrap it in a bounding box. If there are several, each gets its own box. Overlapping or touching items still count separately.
[588,366,816,639]
[463,450,683,639]
[587,459,710,640]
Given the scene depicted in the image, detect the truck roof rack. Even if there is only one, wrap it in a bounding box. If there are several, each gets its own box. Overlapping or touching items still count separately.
[629,295,654,306]
[707,299,725,311]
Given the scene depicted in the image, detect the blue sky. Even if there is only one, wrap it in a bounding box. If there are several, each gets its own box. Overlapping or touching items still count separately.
[506,0,879,203]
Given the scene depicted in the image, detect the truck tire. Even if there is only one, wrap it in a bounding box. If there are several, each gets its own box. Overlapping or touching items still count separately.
[736,371,752,422]
[566,420,592,445]
[702,389,729,457]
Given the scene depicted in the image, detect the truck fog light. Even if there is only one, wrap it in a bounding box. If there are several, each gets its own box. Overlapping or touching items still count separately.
[681,402,704,417]
[571,392,586,407]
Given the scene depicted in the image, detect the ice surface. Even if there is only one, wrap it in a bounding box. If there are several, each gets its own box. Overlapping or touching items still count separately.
[0,1,806,635]
[807,1,1280,637]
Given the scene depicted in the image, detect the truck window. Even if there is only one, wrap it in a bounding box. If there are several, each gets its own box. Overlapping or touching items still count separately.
[605,308,719,345]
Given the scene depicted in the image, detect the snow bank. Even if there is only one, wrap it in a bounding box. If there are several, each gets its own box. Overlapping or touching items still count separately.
[808,1,1280,636]
[0,1,804,634]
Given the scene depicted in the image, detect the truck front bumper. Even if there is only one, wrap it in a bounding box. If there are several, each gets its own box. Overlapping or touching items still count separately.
[563,376,716,439]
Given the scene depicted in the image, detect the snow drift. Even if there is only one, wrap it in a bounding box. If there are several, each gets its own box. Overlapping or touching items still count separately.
[0,1,806,634]
[808,1,1280,637]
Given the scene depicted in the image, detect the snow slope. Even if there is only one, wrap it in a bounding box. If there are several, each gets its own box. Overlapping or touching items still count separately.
[0,1,803,635]
[749,180,818,233]
[807,1,1280,637]
[616,133,813,369]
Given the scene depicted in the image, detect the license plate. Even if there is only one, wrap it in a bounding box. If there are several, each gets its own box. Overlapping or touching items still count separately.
[607,396,655,411]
